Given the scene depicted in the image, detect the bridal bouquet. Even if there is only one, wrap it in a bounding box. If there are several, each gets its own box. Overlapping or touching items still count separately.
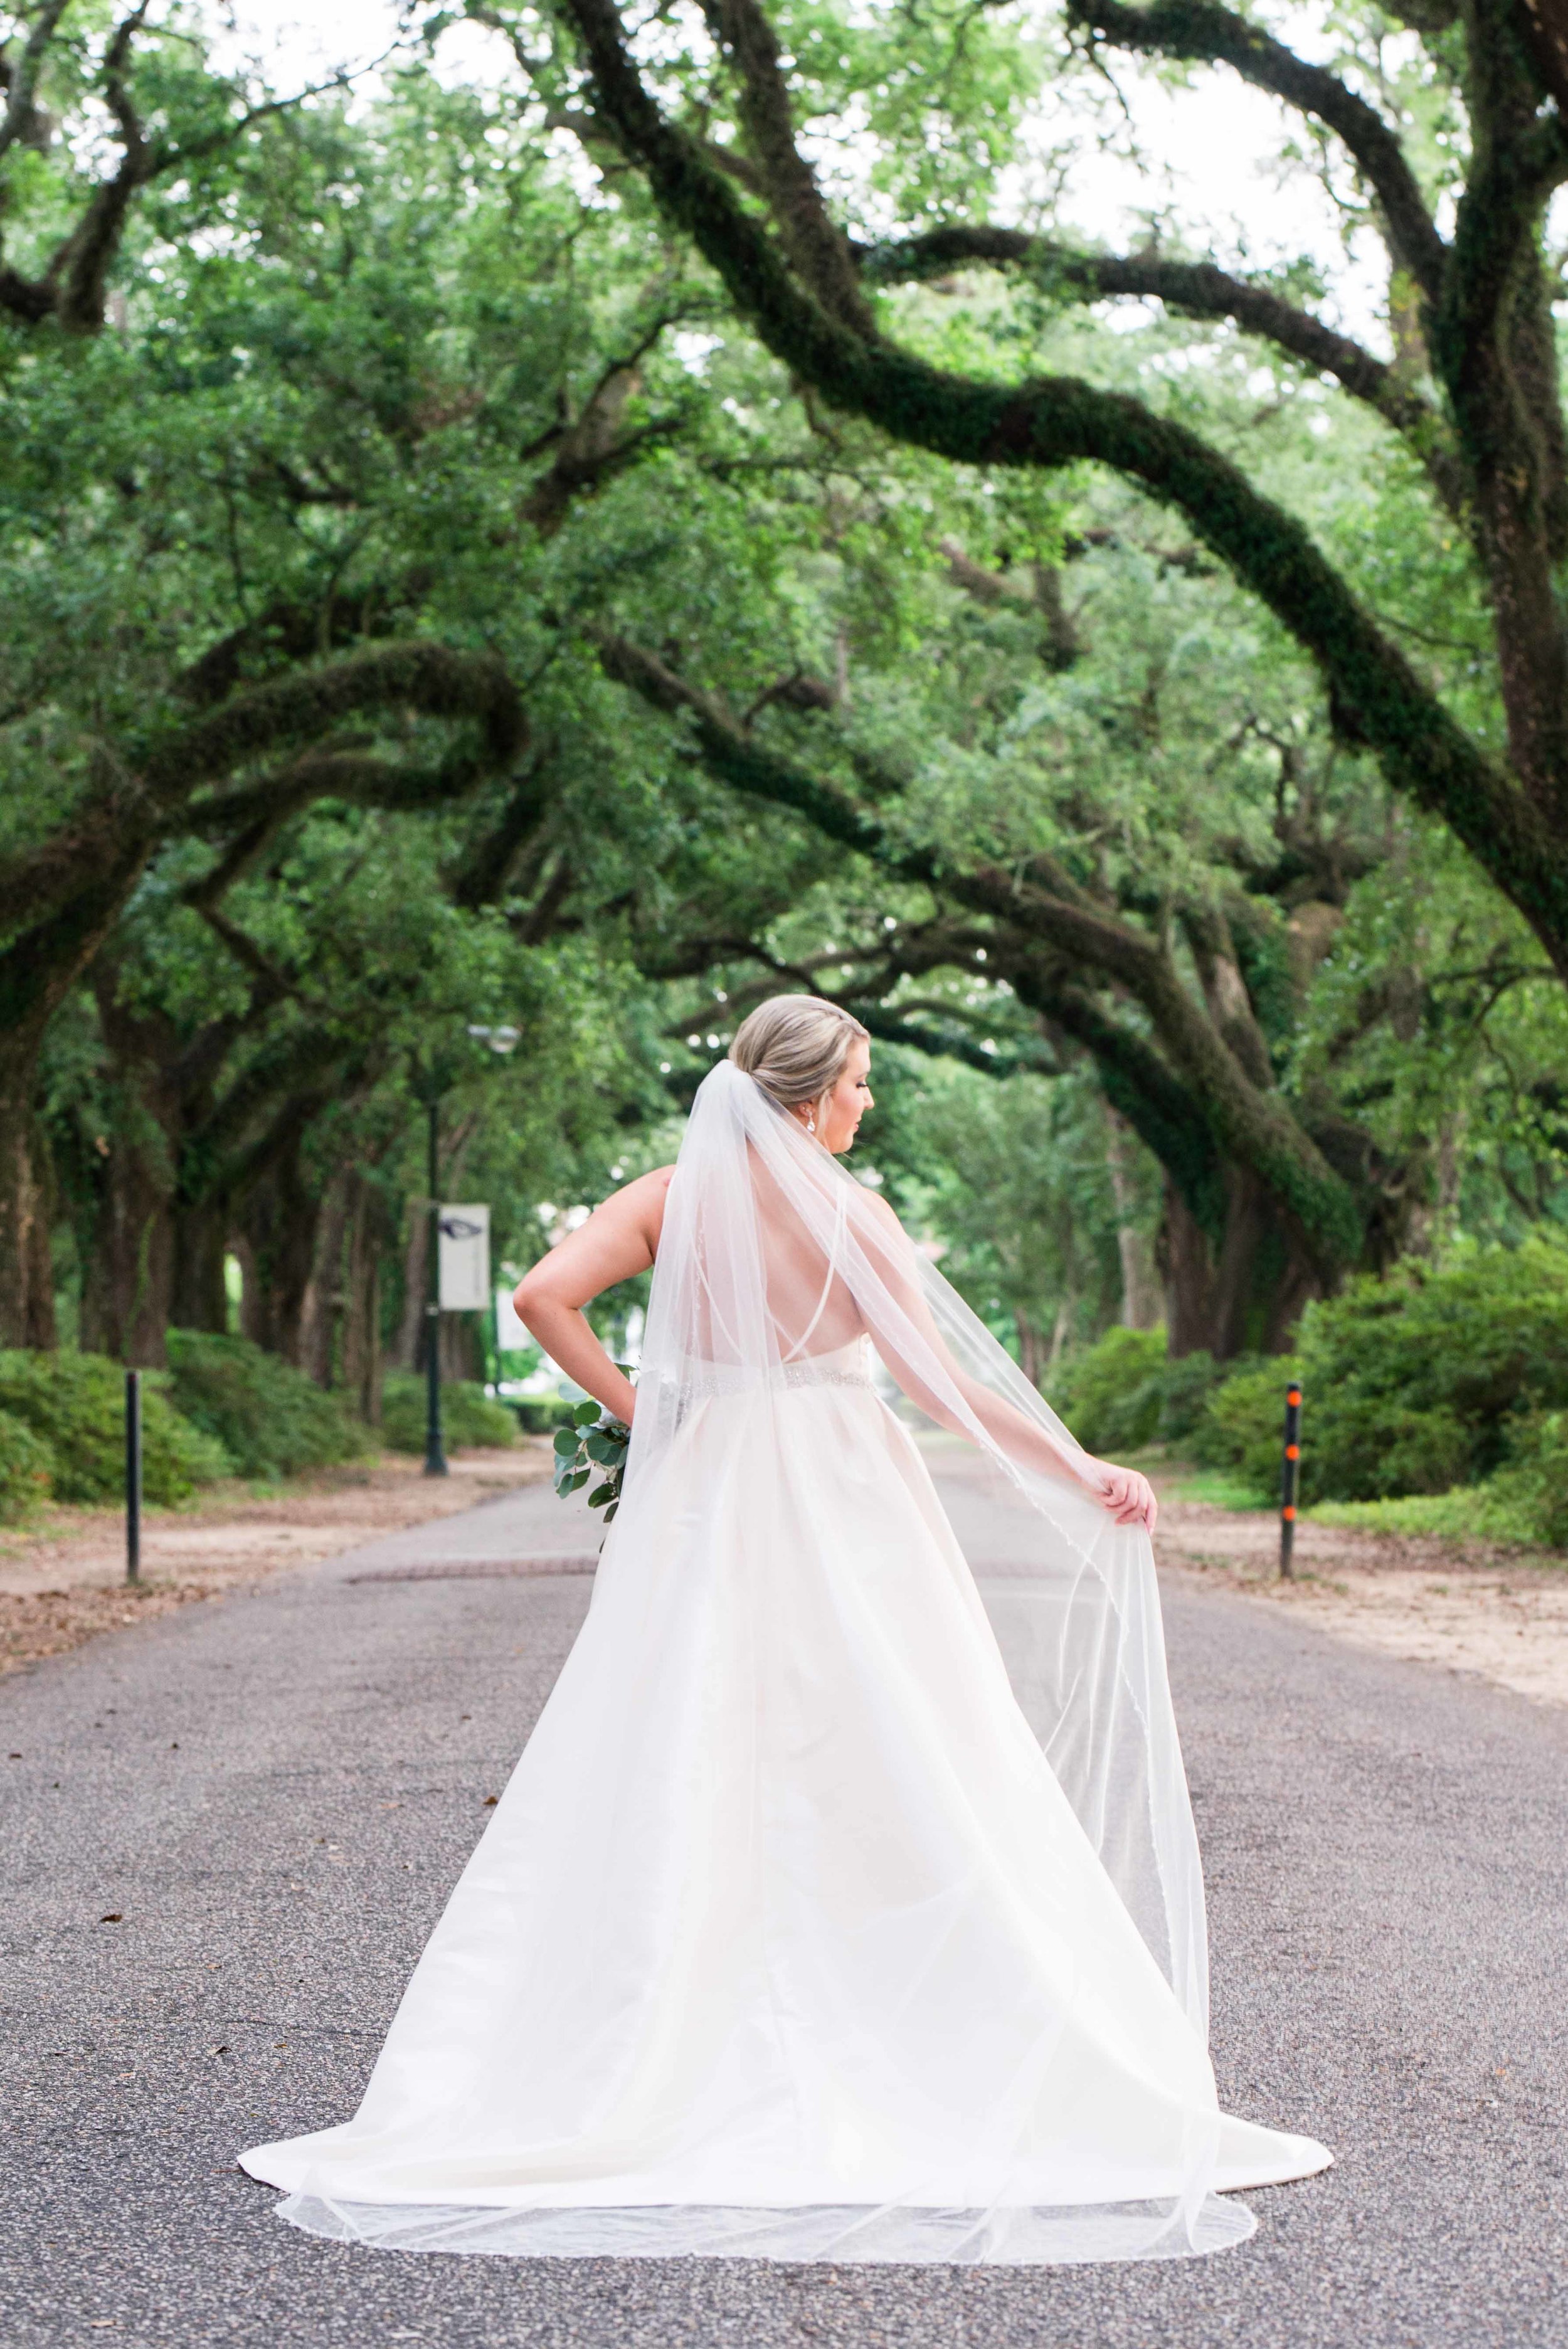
[553,1399,629,1524]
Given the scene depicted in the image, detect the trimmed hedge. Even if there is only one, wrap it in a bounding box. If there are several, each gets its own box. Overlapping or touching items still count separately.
[0,1350,231,1505]
[381,1373,517,1453]
[165,1330,373,1480]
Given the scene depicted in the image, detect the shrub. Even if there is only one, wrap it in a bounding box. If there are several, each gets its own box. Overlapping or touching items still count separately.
[1195,1231,1568,1507]
[381,1373,517,1453]
[1049,1327,1232,1455]
[165,1331,373,1480]
[1049,1327,1167,1452]
[1484,1411,1568,1547]
[513,1395,581,1436]
[0,1350,230,1505]
[1190,1363,1300,1498]
[0,1406,55,1522]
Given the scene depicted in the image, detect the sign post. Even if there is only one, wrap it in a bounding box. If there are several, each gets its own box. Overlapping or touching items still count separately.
[423,1099,447,1478]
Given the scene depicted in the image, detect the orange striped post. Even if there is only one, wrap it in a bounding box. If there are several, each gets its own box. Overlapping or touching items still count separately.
[1280,1381,1302,1580]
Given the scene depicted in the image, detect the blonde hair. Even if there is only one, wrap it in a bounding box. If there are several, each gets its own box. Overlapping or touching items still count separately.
[728,995,869,1118]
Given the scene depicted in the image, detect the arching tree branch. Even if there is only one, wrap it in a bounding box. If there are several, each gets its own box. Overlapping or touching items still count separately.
[698,0,876,335]
[862,229,1464,511]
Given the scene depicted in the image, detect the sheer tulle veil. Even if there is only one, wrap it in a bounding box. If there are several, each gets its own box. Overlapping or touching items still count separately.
[627,1059,1210,2035]
[243,1057,1330,2263]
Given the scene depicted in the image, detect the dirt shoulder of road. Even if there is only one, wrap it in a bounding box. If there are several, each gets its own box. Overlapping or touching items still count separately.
[1155,1483,1568,1709]
[0,1446,553,1677]
[9,1440,1566,1711]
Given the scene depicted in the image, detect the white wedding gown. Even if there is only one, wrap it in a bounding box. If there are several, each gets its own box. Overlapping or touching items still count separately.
[241,1069,1330,2264]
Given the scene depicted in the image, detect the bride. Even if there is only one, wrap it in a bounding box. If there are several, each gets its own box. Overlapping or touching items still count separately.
[241,995,1330,2263]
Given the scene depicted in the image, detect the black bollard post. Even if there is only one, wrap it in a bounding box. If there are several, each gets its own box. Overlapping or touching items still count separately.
[1280,1380,1301,1581]
[125,1369,142,1585]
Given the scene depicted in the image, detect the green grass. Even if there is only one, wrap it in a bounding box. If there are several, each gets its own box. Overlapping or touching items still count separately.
[1160,1467,1565,1549]
[1303,1487,1551,1547]
[1161,1467,1274,1513]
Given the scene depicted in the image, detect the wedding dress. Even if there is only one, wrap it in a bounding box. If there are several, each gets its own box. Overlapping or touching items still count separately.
[241,1061,1330,2262]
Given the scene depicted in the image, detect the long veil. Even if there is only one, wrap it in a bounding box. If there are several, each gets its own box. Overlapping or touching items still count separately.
[625,1061,1209,2034]
[256,1058,1301,2266]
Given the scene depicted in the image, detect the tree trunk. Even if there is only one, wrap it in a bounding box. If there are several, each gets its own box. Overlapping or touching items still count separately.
[237,1140,322,1365]
[77,1128,176,1368]
[440,1312,484,1384]
[298,1172,352,1389]
[340,1172,384,1425]
[1158,1169,1325,1359]
[1013,1308,1046,1389]
[0,1036,59,1349]
[170,1199,230,1335]
[393,1210,427,1373]
[1104,1108,1159,1330]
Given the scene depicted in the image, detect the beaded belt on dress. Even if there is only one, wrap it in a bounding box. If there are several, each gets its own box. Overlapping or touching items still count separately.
[677,1355,874,1398]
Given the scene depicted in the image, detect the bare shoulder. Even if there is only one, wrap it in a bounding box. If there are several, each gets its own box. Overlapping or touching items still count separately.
[858,1185,903,1233]
[615,1164,677,1245]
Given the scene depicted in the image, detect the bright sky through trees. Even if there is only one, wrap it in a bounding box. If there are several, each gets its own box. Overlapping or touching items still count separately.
[213,1,1393,341]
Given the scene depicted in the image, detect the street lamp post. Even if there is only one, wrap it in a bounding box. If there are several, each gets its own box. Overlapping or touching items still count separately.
[418,1022,521,1480]
[423,1091,447,1478]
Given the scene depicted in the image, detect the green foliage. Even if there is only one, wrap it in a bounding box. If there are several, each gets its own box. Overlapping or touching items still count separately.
[1191,1362,1310,1500]
[164,1332,373,1482]
[381,1375,517,1455]
[1481,1412,1568,1549]
[864,1061,1153,1366]
[0,1352,230,1505]
[552,1398,630,1524]
[9,9,1568,1418]
[1305,1419,1568,1549]
[0,1406,55,1522]
[1195,1233,1568,1509]
[1050,1327,1166,1451]
[1050,1326,1233,1455]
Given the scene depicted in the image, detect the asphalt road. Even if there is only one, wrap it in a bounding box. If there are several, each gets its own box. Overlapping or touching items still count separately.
[2,1456,1565,2349]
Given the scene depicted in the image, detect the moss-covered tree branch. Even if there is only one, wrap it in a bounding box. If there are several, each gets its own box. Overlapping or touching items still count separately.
[860,229,1458,497]
[553,0,1568,984]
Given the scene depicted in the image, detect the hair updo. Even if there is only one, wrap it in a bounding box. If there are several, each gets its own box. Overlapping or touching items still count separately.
[728,995,869,1118]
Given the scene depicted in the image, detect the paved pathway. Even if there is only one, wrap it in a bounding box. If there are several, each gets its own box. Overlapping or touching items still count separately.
[3,1458,1565,2348]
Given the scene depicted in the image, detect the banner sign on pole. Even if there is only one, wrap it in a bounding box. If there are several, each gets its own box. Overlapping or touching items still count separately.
[438,1204,490,1311]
